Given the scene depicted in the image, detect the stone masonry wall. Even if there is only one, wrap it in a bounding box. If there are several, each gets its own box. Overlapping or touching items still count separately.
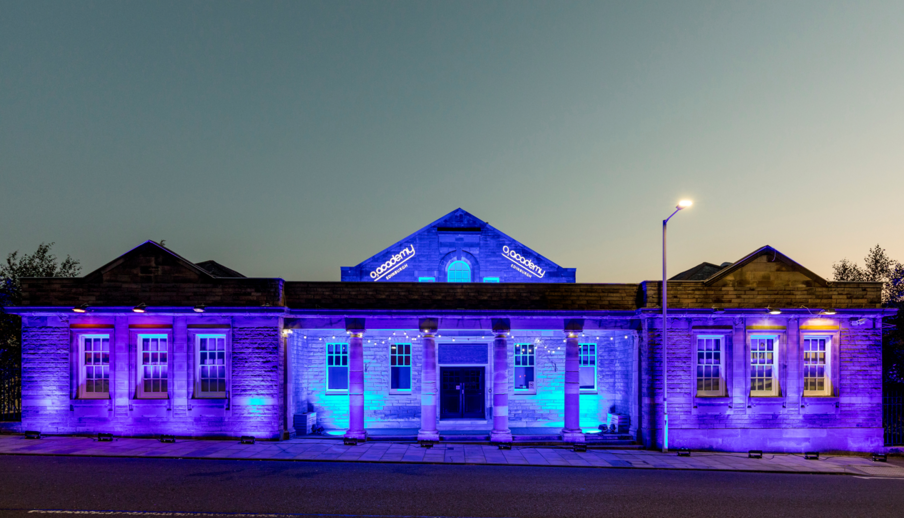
[640,315,883,452]
[296,329,635,433]
[18,313,284,439]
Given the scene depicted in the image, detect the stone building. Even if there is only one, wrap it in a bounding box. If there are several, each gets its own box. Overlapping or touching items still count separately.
[5,209,894,452]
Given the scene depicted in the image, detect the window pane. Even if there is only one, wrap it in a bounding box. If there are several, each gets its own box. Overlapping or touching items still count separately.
[328,366,349,390]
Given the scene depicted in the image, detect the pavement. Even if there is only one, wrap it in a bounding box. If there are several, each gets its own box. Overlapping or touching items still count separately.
[1,433,903,477]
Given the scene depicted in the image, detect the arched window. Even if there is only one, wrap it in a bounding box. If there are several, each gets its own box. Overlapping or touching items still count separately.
[446,261,471,283]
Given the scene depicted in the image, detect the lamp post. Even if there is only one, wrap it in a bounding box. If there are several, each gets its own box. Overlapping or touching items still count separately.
[662,199,692,453]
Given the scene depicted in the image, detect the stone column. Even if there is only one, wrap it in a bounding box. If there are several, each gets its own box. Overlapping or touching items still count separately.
[490,319,513,443]
[562,320,585,443]
[345,319,366,440]
[418,318,440,441]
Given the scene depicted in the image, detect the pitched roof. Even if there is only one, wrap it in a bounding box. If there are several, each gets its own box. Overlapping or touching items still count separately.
[670,262,728,281]
[702,245,828,287]
[195,260,246,278]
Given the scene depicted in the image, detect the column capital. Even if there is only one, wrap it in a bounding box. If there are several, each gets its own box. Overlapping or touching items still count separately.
[419,317,438,334]
[564,319,584,333]
[491,318,510,335]
[345,318,365,334]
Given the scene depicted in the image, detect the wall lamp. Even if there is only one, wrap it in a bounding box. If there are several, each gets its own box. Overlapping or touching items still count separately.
[712,307,724,314]
[821,309,837,315]
[193,305,206,313]
[132,303,147,313]
[766,307,782,315]
[72,304,89,313]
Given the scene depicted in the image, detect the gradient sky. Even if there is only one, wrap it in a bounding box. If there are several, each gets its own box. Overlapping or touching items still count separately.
[2,1,902,282]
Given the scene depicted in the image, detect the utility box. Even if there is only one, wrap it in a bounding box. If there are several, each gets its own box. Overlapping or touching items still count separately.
[293,412,317,435]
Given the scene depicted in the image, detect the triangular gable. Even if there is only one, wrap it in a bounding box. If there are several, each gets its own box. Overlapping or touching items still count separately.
[702,245,828,288]
[342,208,575,282]
[82,241,215,284]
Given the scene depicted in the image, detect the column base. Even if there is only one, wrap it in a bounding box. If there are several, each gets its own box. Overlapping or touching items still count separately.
[561,429,585,443]
[417,430,440,441]
[344,430,367,440]
[490,430,513,443]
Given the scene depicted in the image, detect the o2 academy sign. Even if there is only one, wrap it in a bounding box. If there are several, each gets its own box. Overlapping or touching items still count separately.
[502,245,546,279]
[370,245,415,281]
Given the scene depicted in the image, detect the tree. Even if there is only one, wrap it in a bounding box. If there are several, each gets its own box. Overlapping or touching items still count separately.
[833,245,904,388]
[832,245,904,305]
[0,243,80,418]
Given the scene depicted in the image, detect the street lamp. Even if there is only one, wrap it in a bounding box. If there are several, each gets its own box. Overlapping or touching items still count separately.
[662,199,692,453]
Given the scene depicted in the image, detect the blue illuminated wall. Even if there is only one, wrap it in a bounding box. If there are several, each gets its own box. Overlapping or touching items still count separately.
[340,208,576,283]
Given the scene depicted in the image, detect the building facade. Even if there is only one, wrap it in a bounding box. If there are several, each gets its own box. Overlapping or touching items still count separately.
[5,209,893,452]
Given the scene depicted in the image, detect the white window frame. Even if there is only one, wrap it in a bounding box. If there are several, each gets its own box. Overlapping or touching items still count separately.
[695,335,726,397]
[390,342,412,393]
[78,334,111,399]
[578,343,597,392]
[749,334,780,397]
[514,343,535,391]
[326,342,350,393]
[803,335,832,397]
[194,334,228,398]
[136,333,170,399]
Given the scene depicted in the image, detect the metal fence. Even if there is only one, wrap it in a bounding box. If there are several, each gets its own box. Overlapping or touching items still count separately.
[0,358,20,422]
[884,393,904,446]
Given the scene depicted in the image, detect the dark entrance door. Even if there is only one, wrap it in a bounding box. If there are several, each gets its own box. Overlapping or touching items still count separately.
[440,367,485,419]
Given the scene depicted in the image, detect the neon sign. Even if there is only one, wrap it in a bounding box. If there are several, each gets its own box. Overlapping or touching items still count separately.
[501,245,546,279]
[370,245,416,281]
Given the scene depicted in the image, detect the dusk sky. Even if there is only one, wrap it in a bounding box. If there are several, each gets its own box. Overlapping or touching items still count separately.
[2,1,902,282]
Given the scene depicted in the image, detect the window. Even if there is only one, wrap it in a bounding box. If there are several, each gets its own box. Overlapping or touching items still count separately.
[138,334,168,399]
[196,334,227,398]
[326,343,349,391]
[390,343,411,391]
[803,337,831,396]
[696,335,724,396]
[578,343,596,390]
[79,334,110,399]
[418,277,435,282]
[483,277,500,283]
[514,343,534,390]
[750,335,779,396]
[447,261,471,282]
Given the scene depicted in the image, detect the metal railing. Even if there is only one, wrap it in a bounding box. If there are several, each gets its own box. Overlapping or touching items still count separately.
[884,393,904,446]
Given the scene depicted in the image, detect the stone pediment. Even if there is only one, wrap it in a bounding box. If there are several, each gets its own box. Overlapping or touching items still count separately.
[702,246,828,289]
[82,241,214,284]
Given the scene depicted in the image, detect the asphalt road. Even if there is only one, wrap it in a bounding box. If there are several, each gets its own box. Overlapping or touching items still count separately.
[1,455,903,518]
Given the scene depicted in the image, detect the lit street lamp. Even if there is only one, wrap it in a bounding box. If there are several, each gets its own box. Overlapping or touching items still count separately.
[662,199,692,453]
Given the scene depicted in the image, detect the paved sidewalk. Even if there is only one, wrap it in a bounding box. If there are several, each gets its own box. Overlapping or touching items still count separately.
[1,434,903,477]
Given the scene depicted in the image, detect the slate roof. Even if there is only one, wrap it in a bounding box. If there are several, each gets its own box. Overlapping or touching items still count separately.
[195,260,246,278]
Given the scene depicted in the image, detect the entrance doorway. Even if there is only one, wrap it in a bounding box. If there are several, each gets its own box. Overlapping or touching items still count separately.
[440,367,485,419]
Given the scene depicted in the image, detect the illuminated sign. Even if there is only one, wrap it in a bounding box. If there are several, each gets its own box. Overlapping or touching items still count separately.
[370,245,416,281]
[501,245,546,279]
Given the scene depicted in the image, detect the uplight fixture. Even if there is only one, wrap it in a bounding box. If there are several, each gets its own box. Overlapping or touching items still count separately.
[767,307,781,315]
[193,305,206,313]
[72,304,88,313]
[821,309,836,315]
[132,303,147,313]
